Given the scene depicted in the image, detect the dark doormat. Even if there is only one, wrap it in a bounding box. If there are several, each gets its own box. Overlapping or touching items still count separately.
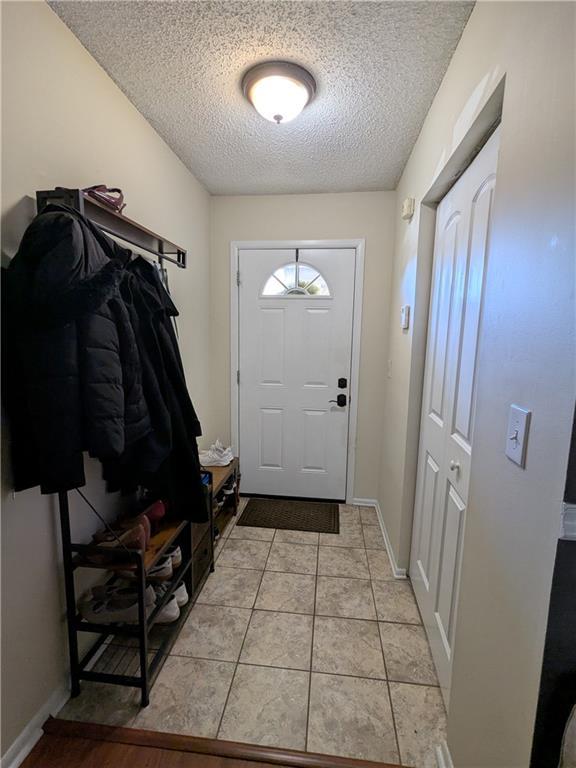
[237,498,339,534]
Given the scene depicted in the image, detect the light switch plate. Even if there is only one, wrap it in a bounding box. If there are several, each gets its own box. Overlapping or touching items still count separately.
[505,404,531,467]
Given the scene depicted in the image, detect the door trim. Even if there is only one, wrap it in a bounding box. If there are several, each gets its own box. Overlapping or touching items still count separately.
[410,125,501,706]
[230,239,365,504]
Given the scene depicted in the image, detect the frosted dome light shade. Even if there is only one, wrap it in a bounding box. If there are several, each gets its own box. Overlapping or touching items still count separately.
[242,61,316,124]
[249,75,309,124]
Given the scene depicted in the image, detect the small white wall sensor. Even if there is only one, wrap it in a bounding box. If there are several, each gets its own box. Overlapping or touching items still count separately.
[400,305,410,330]
[402,197,415,221]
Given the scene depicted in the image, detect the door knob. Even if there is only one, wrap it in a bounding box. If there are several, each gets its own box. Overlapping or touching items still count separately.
[449,460,460,472]
[329,394,347,407]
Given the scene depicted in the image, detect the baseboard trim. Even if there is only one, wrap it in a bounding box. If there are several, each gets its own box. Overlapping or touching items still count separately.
[435,740,454,768]
[352,498,407,579]
[1,685,69,768]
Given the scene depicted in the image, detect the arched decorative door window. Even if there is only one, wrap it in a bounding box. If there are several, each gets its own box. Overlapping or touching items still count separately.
[261,261,331,297]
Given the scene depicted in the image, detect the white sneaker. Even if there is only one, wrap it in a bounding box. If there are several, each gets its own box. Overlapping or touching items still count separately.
[155,594,180,624]
[91,582,155,606]
[154,582,189,607]
[166,545,182,568]
[118,555,173,583]
[173,583,189,607]
[199,439,234,467]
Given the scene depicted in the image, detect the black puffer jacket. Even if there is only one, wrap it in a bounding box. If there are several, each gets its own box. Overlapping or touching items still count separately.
[131,258,205,519]
[4,204,150,493]
[102,257,207,522]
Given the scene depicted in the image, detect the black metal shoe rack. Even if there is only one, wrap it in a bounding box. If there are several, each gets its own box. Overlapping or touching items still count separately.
[59,488,214,707]
[35,188,213,707]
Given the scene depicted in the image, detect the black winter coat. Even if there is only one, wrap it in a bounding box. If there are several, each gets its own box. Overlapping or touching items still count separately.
[4,205,150,493]
[103,257,207,521]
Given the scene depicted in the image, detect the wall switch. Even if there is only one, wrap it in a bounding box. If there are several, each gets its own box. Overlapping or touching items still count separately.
[400,305,410,330]
[387,359,392,379]
[505,404,531,467]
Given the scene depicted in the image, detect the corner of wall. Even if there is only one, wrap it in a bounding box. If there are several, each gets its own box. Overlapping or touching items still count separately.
[353,497,407,579]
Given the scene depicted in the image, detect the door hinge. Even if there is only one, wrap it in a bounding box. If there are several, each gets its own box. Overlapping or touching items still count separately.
[237,370,240,385]
[236,270,241,287]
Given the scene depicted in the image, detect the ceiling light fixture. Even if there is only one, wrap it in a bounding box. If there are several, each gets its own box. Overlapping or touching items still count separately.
[242,61,316,124]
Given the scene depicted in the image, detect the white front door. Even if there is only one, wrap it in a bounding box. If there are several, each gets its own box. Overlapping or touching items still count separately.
[410,128,500,704]
[238,247,356,500]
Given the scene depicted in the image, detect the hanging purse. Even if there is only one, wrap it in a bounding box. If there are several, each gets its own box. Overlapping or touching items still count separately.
[83,185,126,214]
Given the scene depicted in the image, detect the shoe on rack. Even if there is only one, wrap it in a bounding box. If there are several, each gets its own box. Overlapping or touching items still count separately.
[155,594,180,624]
[166,545,182,569]
[118,554,173,583]
[92,523,146,551]
[91,582,156,606]
[155,582,189,608]
[199,439,234,467]
[115,513,151,547]
[173,583,189,607]
[88,524,147,565]
[79,596,151,625]
[143,500,166,529]
[147,555,173,582]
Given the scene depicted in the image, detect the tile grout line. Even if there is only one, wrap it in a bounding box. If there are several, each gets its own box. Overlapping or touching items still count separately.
[70,505,439,762]
[227,530,385,548]
[226,659,438,688]
[204,562,398,583]
[193,602,420,627]
[250,660,383,681]
[214,534,274,740]
[155,652,439,688]
[196,584,423,628]
[362,504,403,765]
[370,564,403,765]
[304,535,320,752]
[214,562,392,581]
[205,504,426,758]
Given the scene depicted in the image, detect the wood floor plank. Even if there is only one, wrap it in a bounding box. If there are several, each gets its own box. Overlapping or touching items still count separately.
[21,734,278,768]
[24,719,401,768]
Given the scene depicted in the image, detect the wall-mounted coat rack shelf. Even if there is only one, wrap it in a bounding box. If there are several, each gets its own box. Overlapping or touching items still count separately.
[32,187,201,708]
[36,187,187,268]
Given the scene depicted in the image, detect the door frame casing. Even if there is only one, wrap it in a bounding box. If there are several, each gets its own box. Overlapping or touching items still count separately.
[400,77,507,572]
[230,239,365,504]
[410,127,501,707]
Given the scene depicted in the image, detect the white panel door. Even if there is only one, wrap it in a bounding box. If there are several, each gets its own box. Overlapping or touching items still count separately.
[239,248,355,499]
[410,128,500,704]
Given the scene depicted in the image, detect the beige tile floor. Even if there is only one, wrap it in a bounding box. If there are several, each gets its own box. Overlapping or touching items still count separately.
[59,501,446,766]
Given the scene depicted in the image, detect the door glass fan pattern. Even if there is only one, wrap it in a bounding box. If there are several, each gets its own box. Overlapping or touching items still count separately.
[262,261,331,297]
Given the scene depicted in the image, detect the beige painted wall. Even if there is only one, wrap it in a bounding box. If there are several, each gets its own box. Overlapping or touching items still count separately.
[1,1,211,756]
[209,192,396,500]
[379,2,575,765]
[4,2,574,765]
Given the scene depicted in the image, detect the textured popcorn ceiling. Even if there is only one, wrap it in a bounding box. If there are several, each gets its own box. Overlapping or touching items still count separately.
[50,1,473,195]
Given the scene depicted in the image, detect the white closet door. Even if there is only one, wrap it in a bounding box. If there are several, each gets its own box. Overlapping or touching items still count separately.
[410,128,500,704]
[238,248,355,499]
